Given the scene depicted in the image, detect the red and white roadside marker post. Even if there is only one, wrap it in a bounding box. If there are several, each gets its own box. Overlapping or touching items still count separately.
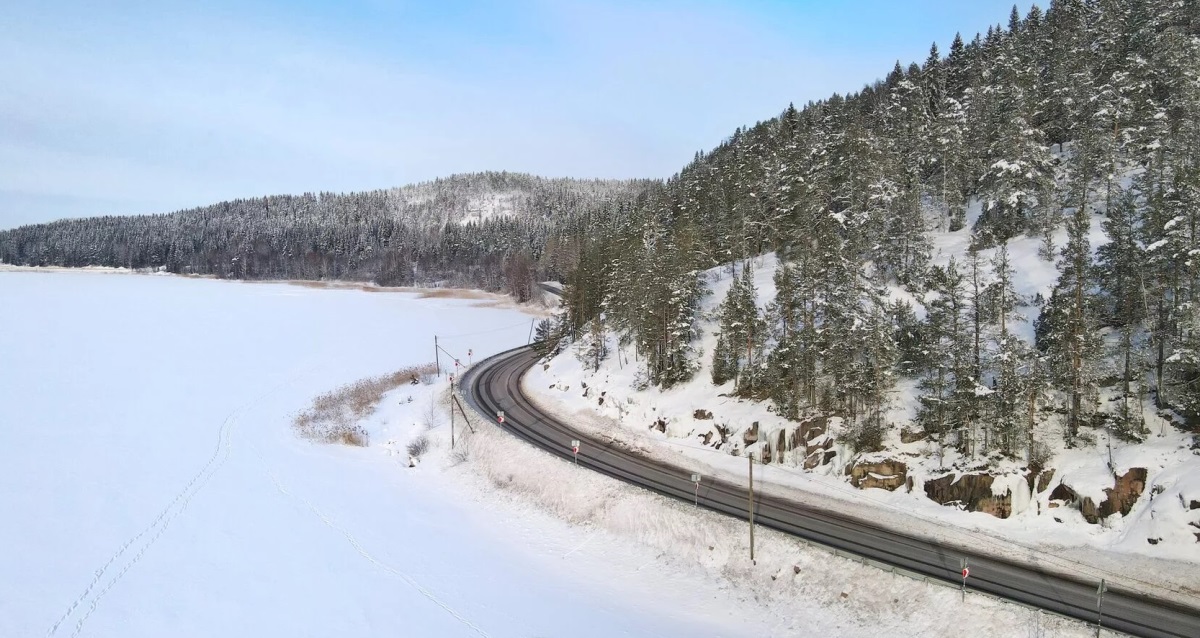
[691,473,702,506]
[497,410,505,424]
[468,349,473,366]
[1096,578,1107,638]
[960,558,969,602]
[570,439,580,464]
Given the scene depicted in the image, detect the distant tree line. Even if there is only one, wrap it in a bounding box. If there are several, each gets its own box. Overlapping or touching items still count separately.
[0,172,656,293]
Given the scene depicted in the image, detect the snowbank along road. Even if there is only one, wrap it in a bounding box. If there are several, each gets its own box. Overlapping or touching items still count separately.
[462,346,1200,638]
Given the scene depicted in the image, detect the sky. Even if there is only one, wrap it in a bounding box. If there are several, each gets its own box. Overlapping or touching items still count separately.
[0,0,1032,229]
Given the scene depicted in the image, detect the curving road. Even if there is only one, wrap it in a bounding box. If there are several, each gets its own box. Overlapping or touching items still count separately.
[462,346,1200,638]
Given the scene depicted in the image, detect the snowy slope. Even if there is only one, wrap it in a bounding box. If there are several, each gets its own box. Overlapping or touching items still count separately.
[525,196,1200,605]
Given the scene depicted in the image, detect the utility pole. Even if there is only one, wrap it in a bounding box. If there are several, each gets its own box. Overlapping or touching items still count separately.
[748,452,756,564]
[434,335,441,377]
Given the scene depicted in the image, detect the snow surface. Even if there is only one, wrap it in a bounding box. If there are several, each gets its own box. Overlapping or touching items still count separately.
[0,271,757,638]
[1,270,1126,638]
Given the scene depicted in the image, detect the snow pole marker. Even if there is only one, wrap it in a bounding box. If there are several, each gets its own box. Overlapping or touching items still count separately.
[497,410,504,424]
[691,473,701,506]
[960,557,969,602]
[570,439,580,464]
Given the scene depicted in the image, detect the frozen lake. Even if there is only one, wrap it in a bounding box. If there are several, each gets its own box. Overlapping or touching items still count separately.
[0,271,750,638]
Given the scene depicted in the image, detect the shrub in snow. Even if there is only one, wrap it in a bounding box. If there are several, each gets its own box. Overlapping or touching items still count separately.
[293,363,438,446]
[407,435,430,460]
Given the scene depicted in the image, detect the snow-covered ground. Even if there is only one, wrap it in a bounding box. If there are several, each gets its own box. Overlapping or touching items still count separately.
[0,271,760,638]
[525,199,1200,608]
[0,269,1172,637]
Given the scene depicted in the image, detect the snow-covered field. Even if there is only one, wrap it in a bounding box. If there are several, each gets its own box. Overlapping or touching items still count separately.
[0,271,760,638]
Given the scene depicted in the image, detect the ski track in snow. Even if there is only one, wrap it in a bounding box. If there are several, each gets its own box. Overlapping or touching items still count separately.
[46,368,318,637]
[252,444,491,638]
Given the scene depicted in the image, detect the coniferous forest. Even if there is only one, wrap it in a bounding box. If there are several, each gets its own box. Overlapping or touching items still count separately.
[4,0,1199,459]
[0,173,655,295]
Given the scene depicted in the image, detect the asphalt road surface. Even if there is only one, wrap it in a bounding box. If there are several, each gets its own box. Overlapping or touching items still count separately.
[462,346,1200,638]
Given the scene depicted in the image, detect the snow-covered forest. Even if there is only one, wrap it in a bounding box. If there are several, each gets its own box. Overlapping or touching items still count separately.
[539,0,1200,470]
[0,173,654,293]
[5,1,1199,470]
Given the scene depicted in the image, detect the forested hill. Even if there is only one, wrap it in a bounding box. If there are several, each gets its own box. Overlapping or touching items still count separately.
[0,172,656,292]
[5,0,1199,454]
[548,0,1200,459]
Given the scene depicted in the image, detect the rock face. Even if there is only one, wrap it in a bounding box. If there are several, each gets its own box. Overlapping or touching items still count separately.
[789,417,835,469]
[743,422,759,446]
[1035,469,1056,494]
[1048,468,1147,524]
[1049,482,1100,522]
[1099,467,1147,519]
[848,460,907,491]
[759,428,790,464]
[693,409,713,420]
[924,473,1013,518]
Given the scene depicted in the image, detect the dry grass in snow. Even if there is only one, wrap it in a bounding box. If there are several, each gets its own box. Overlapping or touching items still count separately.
[293,363,437,446]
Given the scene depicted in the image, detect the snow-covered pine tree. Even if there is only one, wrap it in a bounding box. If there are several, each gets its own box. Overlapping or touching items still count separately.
[711,260,765,393]
[1096,189,1148,440]
[987,242,1030,457]
[1038,160,1103,447]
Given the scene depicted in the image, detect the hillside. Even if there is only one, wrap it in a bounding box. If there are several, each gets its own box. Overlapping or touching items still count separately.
[535,0,1200,562]
[529,190,1200,571]
[0,172,655,290]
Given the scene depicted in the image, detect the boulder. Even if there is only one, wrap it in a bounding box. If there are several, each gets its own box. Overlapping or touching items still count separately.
[1047,470,1146,525]
[924,473,1013,519]
[899,428,926,444]
[848,460,907,491]
[1036,469,1056,494]
[1099,468,1147,519]
[743,422,759,445]
[693,409,713,420]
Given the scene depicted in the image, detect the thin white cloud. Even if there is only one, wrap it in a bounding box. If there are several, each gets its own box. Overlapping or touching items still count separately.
[0,1,1023,228]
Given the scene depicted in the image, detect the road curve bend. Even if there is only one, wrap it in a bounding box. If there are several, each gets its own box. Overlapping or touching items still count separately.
[462,346,1200,638]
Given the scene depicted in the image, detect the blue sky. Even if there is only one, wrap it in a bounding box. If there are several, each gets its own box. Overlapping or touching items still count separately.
[0,0,1032,229]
